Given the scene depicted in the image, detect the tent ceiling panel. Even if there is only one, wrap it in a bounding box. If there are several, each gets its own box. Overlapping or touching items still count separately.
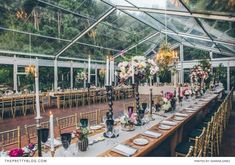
[108,0,187,11]
[181,0,235,17]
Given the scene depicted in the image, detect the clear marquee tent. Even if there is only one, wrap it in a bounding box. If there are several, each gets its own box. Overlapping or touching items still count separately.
[0,0,234,92]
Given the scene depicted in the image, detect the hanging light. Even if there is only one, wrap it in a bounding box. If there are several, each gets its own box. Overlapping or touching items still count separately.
[25,64,36,76]
[155,43,178,69]
[155,4,178,69]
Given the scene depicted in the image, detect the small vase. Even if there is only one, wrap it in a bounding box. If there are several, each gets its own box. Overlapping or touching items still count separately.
[77,138,89,152]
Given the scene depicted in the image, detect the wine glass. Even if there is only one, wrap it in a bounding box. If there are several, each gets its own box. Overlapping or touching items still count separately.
[141,103,147,112]
[60,133,72,157]
[113,128,119,144]
[106,130,113,145]
[102,116,107,124]
[40,128,49,152]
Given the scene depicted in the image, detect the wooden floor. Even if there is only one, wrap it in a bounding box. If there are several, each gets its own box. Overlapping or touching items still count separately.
[220,101,235,156]
[0,98,136,148]
[1,97,235,156]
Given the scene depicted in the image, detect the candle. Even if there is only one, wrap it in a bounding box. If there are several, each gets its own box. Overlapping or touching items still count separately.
[35,71,40,119]
[131,58,135,84]
[88,56,91,83]
[105,56,110,86]
[110,57,114,85]
[49,111,55,152]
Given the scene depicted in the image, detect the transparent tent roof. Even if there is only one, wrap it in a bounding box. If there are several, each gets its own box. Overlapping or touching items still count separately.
[0,0,234,62]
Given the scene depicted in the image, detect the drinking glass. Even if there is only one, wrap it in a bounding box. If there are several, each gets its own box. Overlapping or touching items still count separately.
[106,130,113,145]
[113,128,119,144]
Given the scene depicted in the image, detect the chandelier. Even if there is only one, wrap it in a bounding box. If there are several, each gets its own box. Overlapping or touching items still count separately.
[25,64,36,76]
[155,5,178,70]
[155,43,178,69]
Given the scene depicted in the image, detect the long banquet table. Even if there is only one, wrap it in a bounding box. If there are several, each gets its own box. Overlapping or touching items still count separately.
[42,92,219,157]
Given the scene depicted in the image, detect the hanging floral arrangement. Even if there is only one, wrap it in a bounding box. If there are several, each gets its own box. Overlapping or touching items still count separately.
[155,43,178,72]
[76,71,87,82]
[99,68,106,80]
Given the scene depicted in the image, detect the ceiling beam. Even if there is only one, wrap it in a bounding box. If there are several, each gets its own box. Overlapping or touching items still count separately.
[115,6,235,22]
[161,30,235,47]
[55,7,116,59]
[114,32,160,58]
[178,0,222,53]
[0,49,105,63]
[181,42,234,57]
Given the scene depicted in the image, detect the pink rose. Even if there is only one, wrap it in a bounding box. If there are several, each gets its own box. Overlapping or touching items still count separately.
[9,148,24,157]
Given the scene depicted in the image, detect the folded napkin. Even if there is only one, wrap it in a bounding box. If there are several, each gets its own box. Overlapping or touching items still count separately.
[185,107,197,111]
[111,144,137,157]
[175,113,188,117]
[143,131,162,138]
[161,120,177,126]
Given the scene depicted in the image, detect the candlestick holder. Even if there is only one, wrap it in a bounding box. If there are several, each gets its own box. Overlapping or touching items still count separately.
[35,116,42,157]
[103,85,118,138]
[134,82,142,126]
[87,82,91,105]
[148,88,155,121]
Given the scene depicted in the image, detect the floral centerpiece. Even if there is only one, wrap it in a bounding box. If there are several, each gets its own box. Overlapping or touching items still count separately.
[117,61,132,82]
[2,143,37,157]
[190,60,211,95]
[161,92,176,112]
[73,127,89,151]
[120,113,137,131]
[182,88,192,99]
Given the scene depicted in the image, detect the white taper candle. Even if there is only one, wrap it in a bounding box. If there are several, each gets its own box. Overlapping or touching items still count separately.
[49,111,54,152]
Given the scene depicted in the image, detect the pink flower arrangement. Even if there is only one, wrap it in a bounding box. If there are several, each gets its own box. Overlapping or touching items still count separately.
[165,92,174,100]
[9,148,24,157]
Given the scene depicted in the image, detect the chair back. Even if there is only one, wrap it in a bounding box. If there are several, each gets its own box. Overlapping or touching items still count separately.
[56,113,78,134]
[194,128,206,157]
[25,121,49,144]
[80,111,97,125]
[186,146,194,157]
[98,108,108,124]
[0,126,21,150]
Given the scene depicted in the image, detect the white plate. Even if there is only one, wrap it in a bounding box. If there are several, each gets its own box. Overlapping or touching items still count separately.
[175,113,188,117]
[133,138,149,146]
[185,110,195,113]
[174,116,185,121]
[90,125,103,130]
[159,124,171,130]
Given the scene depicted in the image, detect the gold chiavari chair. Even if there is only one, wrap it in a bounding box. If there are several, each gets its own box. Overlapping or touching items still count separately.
[88,90,96,105]
[12,95,25,118]
[0,126,21,150]
[80,111,98,126]
[75,93,83,107]
[1,97,13,119]
[25,121,49,144]
[186,146,194,157]
[24,95,35,116]
[175,128,206,157]
[56,113,78,135]
[97,108,108,124]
